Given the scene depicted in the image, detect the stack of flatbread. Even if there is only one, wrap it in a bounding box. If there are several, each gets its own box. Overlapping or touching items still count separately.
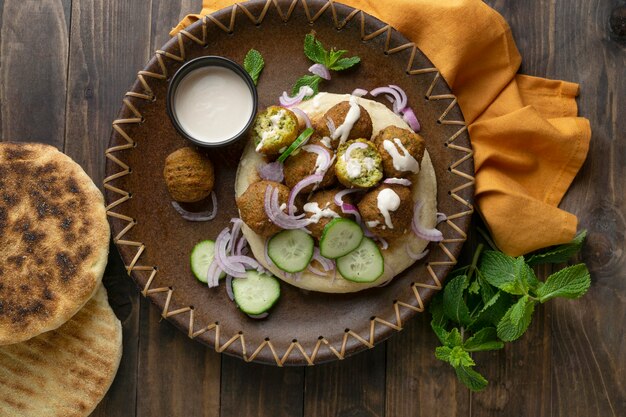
[0,143,121,417]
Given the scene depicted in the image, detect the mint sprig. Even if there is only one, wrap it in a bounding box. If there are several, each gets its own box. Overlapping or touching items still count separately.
[430,230,590,391]
[244,49,264,85]
[290,33,361,98]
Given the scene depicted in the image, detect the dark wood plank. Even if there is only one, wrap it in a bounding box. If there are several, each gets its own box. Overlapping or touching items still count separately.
[303,346,386,417]
[136,300,221,417]
[220,355,305,417]
[62,1,155,416]
[0,0,71,147]
[385,314,471,417]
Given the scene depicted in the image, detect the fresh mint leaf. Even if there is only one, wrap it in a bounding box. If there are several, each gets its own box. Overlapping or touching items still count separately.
[436,346,475,368]
[468,279,481,295]
[463,327,504,352]
[480,251,528,295]
[497,295,536,342]
[527,230,587,266]
[291,74,322,97]
[431,324,449,345]
[429,292,447,328]
[445,328,463,347]
[303,33,327,65]
[536,264,591,302]
[477,270,497,304]
[455,365,488,392]
[521,261,541,290]
[443,275,472,326]
[330,56,361,71]
[468,292,513,332]
[243,49,264,85]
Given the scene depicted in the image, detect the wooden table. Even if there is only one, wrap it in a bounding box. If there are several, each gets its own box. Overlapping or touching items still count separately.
[1,0,624,415]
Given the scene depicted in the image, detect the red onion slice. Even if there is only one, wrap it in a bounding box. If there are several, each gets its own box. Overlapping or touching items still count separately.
[302,145,331,174]
[307,264,327,276]
[401,107,421,132]
[333,188,362,206]
[264,186,312,230]
[377,237,389,250]
[370,86,403,111]
[258,161,284,183]
[411,201,444,242]
[247,312,269,319]
[308,63,331,80]
[383,178,412,186]
[229,218,243,254]
[326,117,336,136]
[344,142,368,161]
[407,245,429,261]
[225,276,234,301]
[436,212,447,224]
[171,192,217,222]
[279,86,313,107]
[351,88,368,97]
[206,259,222,288]
[215,229,247,278]
[291,107,312,129]
[340,203,362,224]
[287,174,324,215]
[389,85,408,111]
[312,247,334,272]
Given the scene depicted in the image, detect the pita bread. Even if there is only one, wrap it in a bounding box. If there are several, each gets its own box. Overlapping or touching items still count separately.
[235,93,437,293]
[0,143,110,345]
[0,285,122,417]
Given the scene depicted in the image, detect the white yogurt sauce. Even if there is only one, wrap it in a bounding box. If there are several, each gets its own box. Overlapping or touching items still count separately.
[366,220,380,228]
[377,188,401,229]
[383,138,420,173]
[303,202,339,223]
[346,158,363,178]
[332,95,361,145]
[174,66,253,144]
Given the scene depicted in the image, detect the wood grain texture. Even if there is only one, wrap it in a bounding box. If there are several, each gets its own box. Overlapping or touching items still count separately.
[303,346,386,417]
[0,0,624,416]
[220,355,304,417]
[0,0,70,147]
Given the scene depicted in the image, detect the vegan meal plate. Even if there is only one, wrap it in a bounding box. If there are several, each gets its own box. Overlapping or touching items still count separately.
[104,0,474,365]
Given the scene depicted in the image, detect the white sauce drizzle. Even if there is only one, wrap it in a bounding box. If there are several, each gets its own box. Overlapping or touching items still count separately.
[320,136,332,148]
[377,188,401,229]
[366,220,380,228]
[331,96,361,145]
[346,158,363,179]
[303,202,339,223]
[312,92,324,110]
[301,86,315,98]
[256,109,286,152]
[383,138,420,173]
[363,157,376,171]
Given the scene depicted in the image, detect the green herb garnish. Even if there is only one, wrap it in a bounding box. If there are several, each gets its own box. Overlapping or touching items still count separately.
[291,33,361,96]
[431,230,590,391]
[244,49,264,85]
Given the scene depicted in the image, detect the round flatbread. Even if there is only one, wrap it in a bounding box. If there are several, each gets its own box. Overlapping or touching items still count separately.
[0,285,122,417]
[0,143,110,345]
[235,93,437,293]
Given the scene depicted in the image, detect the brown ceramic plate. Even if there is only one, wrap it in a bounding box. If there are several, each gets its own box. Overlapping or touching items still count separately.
[104,0,474,365]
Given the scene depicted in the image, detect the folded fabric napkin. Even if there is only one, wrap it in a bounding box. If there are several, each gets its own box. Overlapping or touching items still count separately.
[172,0,591,256]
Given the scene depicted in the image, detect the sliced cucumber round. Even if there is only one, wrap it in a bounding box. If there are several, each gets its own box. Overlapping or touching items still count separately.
[190,240,224,283]
[232,270,281,315]
[268,229,314,273]
[337,237,384,283]
[319,218,364,259]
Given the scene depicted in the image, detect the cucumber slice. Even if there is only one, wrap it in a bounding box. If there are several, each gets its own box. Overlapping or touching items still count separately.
[319,218,364,259]
[190,240,224,283]
[232,270,281,315]
[277,127,314,163]
[337,237,384,283]
[268,229,314,273]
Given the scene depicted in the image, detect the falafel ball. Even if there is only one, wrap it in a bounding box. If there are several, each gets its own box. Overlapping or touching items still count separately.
[236,180,290,237]
[163,147,214,203]
[312,99,373,148]
[251,106,299,156]
[284,135,337,193]
[303,188,354,239]
[372,126,425,178]
[358,184,413,240]
[335,139,383,189]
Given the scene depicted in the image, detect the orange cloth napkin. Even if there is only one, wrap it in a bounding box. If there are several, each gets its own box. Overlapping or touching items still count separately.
[172,0,591,256]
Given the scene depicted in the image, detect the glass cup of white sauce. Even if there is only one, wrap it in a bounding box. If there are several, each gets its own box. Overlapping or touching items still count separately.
[166,56,258,147]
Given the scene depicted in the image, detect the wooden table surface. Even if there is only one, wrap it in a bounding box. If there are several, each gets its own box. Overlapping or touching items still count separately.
[1,0,624,416]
